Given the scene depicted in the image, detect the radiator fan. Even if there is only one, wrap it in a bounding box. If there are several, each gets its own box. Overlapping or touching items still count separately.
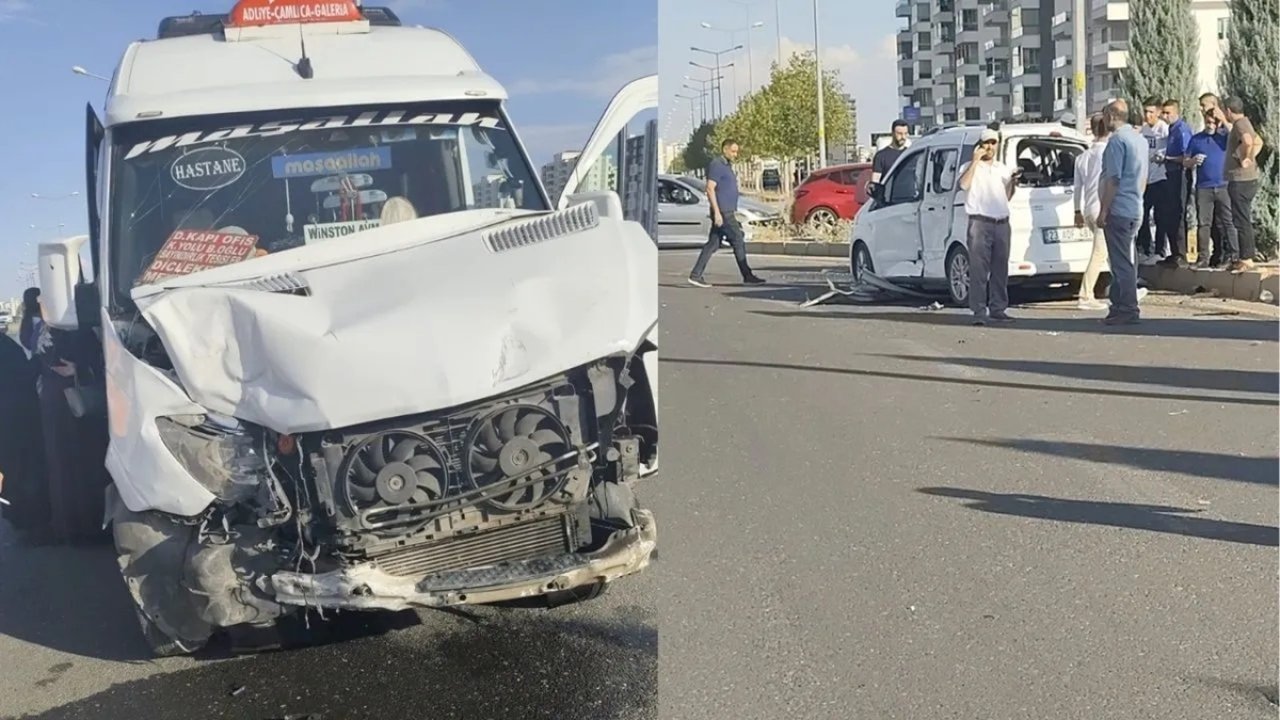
[464,404,570,511]
[341,430,448,522]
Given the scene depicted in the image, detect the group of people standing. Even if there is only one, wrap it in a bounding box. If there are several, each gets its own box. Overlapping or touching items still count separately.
[1069,94,1264,323]
[1124,93,1264,273]
[964,93,1264,326]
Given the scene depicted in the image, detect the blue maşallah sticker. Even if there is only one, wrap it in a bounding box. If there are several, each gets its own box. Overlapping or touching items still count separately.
[272,147,392,179]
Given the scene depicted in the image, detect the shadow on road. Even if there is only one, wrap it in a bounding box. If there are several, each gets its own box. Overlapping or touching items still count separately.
[0,526,152,662]
[11,606,656,720]
[870,355,1280,396]
[659,356,1279,408]
[751,309,1280,343]
[918,486,1279,547]
[937,437,1280,487]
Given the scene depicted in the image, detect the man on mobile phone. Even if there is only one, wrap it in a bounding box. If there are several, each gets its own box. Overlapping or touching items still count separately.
[958,128,1019,325]
[688,139,766,288]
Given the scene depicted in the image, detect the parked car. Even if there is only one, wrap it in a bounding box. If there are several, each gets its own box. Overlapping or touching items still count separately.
[790,162,872,228]
[761,167,781,192]
[657,173,782,247]
[850,122,1092,306]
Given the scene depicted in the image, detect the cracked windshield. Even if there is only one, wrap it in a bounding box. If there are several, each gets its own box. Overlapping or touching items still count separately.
[111,101,544,296]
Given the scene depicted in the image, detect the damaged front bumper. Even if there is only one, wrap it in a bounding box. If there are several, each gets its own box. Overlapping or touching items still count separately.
[269,510,656,612]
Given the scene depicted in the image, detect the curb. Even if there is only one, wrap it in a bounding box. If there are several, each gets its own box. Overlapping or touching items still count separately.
[1139,263,1279,304]
[745,240,850,259]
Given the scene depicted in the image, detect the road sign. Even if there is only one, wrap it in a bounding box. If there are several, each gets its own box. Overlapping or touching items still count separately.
[903,106,921,123]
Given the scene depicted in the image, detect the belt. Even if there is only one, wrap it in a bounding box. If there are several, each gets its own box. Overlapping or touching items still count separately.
[970,214,1009,225]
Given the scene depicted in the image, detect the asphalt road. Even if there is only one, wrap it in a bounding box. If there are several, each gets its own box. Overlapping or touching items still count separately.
[0,504,656,720]
[651,251,1278,720]
[2,251,1276,719]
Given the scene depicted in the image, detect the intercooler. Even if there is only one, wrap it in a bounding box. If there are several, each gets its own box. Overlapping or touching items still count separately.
[369,516,571,578]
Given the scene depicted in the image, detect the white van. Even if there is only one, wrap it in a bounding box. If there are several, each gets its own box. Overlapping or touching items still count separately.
[850,122,1094,305]
[36,0,658,656]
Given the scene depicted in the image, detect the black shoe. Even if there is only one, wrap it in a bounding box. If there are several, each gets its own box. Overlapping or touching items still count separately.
[1193,258,1211,269]
[989,314,1015,323]
[687,276,711,288]
[971,316,988,326]
[743,275,766,285]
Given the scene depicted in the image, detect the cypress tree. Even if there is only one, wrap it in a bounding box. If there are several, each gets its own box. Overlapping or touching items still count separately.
[1219,0,1280,258]
[1120,0,1200,116]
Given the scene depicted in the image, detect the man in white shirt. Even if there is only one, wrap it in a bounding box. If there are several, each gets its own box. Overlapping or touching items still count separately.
[1073,113,1111,311]
[958,128,1020,325]
[1137,97,1169,263]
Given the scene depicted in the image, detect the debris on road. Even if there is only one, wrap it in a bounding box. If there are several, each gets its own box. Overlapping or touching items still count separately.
[919,302,945,311]
[230,685,247,697]
[799,270,937,308]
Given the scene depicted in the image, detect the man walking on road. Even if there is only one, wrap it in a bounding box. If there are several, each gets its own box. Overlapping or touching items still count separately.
[1073,113,1111,310]
[958,128,1019,325]
[871,120,910,183]
[1097,101,1150,326]
[1223,96,1265,272]
[1184,109,1236,268]
[688,139,765,287]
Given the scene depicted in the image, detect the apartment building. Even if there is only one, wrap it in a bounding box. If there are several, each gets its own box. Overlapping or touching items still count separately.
[897,0,1233,131]
[1085,0,1232,112]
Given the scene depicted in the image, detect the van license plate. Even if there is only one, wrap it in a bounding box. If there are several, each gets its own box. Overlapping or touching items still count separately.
[1043,227,1093,244]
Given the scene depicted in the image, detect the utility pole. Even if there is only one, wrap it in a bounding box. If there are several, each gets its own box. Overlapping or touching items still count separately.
[813,0,826,168]
[1072,0,1088,131]
[774,0,783,65]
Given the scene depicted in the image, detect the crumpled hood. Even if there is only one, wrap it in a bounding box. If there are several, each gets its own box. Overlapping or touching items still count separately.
[135,208,657,435]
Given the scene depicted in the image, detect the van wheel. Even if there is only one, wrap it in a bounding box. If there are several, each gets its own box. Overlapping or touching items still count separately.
[851,242,874,282]
[946,245,971,307]
[134,607,205,658]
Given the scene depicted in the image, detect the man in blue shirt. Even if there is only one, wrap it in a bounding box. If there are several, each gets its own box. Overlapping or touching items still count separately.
[688,139,765,287]
[1183,110,1237,268]
[1158,99,1194,267]
[1097,100,1150,325]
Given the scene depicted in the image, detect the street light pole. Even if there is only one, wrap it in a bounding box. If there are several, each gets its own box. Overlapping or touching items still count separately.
[71,66,109,81]
[691,45,742,120]
[774,0,783,66]
[1072,0,1087,131]
[813,0,826,168]
[676,94,699,134]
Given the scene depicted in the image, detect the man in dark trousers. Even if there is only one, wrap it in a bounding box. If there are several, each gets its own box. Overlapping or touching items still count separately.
[688,138,765,287]
[1157,99,1194,268]
[1183,109,1236,268]
[958,128,1019,325]
[872,120,910,183]
[1223,95,1265,272]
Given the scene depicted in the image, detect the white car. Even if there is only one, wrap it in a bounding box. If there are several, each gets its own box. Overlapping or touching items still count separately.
[656,174,782,247]
[851,122,1095,306]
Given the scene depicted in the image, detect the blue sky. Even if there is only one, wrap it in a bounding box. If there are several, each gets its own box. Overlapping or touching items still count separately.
[0,0,655,297]
[659,0,900,147]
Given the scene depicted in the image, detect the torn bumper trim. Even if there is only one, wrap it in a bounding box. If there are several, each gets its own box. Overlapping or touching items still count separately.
[269,510,656,611]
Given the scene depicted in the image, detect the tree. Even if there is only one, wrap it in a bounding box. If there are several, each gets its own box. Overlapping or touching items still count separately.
[1219,0,1280,258]
[679,121,719,173]
[710,52,852,163]
[1119,0,1200,117]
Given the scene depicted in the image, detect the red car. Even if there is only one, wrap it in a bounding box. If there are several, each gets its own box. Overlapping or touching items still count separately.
[790,162,873,227]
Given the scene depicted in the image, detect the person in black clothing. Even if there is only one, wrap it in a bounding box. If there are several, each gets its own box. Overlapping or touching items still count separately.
[0,332,49,539]
[31,319,112,544]
[871,120,911,183]
[18,287,42,354]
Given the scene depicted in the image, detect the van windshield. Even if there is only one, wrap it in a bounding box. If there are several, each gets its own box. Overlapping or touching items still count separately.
[108,100,545,305]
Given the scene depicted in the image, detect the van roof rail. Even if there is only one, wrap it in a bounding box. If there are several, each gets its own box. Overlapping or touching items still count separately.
[156,5,402,39]
[922,121,999,136]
